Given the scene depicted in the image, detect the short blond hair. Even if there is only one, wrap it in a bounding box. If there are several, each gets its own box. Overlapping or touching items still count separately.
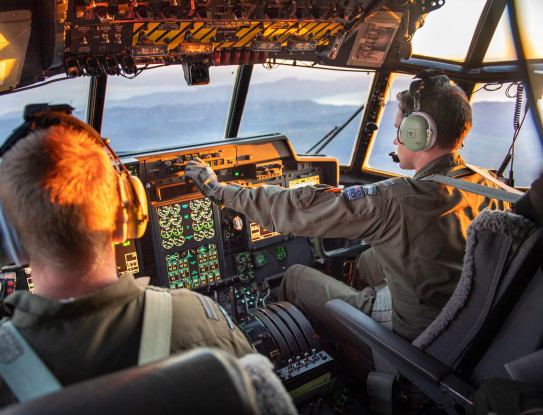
[0,125,120,268]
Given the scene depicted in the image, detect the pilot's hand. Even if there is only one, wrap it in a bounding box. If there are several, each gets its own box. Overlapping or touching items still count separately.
[184,157,220,197]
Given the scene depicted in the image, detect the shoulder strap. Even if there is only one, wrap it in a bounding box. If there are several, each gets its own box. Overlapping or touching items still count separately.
[0,321,62,402]
[138,288,173,366]
[464,163,523,195]
[420,168,523,203]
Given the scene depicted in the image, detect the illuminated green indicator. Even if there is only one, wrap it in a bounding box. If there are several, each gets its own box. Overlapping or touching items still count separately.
[234,172,240,176]
[122,241,131,247]
[255,253,267,266]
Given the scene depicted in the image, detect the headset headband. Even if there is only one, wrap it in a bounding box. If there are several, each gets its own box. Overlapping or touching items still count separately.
[1,103,134,177]
[408,69,452,113]
[0,104,91,157]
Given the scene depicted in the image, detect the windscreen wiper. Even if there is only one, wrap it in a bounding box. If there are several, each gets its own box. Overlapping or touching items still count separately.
[306,104,364,155]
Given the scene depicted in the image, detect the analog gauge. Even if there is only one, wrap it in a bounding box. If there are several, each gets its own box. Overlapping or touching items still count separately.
[182,249,196,260]
[171,216,183,227]
[194,231,205,242]
[166,253,179,262]
[162,239,175,250]
[203,229,215,239]
[191,211,202,221]
[157,206,171,218]
[201,198,212,208]
[159,216,172,228]
[202,218,214,229]
[172,235,186,247]
[170,203,181,215]
[190,199,201,210]
[192,221,204,232]
[172,225,183,236]
[161,228,173,239]
[201,208,213,219]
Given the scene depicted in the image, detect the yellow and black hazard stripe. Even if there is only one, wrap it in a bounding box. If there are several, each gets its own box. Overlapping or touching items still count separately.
[132,21,344,51]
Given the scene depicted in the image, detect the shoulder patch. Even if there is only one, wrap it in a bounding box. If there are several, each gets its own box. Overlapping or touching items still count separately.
[344,185,366,201]
[364,185,377,196]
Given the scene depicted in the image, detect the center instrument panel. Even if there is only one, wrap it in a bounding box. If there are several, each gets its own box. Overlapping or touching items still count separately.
[123,134,339,395]
[125,134,338,301]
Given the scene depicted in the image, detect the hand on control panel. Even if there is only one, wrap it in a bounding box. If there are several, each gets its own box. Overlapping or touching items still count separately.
[184,157,225,204]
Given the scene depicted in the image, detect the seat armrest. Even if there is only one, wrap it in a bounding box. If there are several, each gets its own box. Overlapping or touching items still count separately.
[323,300,476,412]
[324,299,451,384]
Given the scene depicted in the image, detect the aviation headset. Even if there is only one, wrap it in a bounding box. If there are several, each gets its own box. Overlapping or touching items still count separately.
[0,104,149,266]
[397,71,453,152]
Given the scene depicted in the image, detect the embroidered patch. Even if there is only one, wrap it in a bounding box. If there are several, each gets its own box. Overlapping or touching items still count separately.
[344,185,366,201]
[379,179,396,187]
[364,185,377,196]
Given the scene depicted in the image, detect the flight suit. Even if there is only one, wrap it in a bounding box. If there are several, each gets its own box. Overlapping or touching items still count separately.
[212,152,509,341]
[0,274,254,407]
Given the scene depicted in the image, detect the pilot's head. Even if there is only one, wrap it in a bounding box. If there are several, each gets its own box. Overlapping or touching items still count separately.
[396,74,473,151]
[0,124,121,270]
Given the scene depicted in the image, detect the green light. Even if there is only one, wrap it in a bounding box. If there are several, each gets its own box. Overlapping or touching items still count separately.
[234,172,240,176]
[122,241,131,247]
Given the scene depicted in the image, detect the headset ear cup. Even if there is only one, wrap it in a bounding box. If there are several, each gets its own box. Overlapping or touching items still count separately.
[399,112,437,152]
[117,173,148,242]
[0,199,28,266]
[127,175,148,239]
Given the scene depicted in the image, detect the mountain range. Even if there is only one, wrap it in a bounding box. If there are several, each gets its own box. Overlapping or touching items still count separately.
[0,77,540,186]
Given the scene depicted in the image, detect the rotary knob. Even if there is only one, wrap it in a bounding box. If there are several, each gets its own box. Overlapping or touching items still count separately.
[233,216,243,231]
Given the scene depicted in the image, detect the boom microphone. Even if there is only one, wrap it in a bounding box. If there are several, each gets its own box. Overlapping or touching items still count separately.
[389,152,400,163]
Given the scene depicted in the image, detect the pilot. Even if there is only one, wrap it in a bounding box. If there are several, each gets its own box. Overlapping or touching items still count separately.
[185,71,511,342]
[0,107,254,406]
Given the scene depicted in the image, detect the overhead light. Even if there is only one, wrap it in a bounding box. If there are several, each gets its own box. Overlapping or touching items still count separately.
[178,42,214,54]
[131,44,168,57]
[287,37,317,52]
[251,38,282,52]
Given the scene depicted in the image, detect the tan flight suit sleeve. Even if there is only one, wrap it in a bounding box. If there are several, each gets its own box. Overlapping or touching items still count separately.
[218,182,388,242]
[170,289,255,358]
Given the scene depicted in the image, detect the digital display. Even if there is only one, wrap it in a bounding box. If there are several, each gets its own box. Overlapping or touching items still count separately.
[166,243,220,290]
[249,222,281,242]
[115,239,140,276]
[288,175,320,189]
[157,197,216,251]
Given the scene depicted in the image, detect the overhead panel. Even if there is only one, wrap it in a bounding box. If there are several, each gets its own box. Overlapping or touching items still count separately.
[64,0,360,78]
[0,1,445,88]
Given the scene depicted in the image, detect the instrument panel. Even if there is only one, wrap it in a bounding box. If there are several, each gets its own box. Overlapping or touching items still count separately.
[127,135,338,301]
